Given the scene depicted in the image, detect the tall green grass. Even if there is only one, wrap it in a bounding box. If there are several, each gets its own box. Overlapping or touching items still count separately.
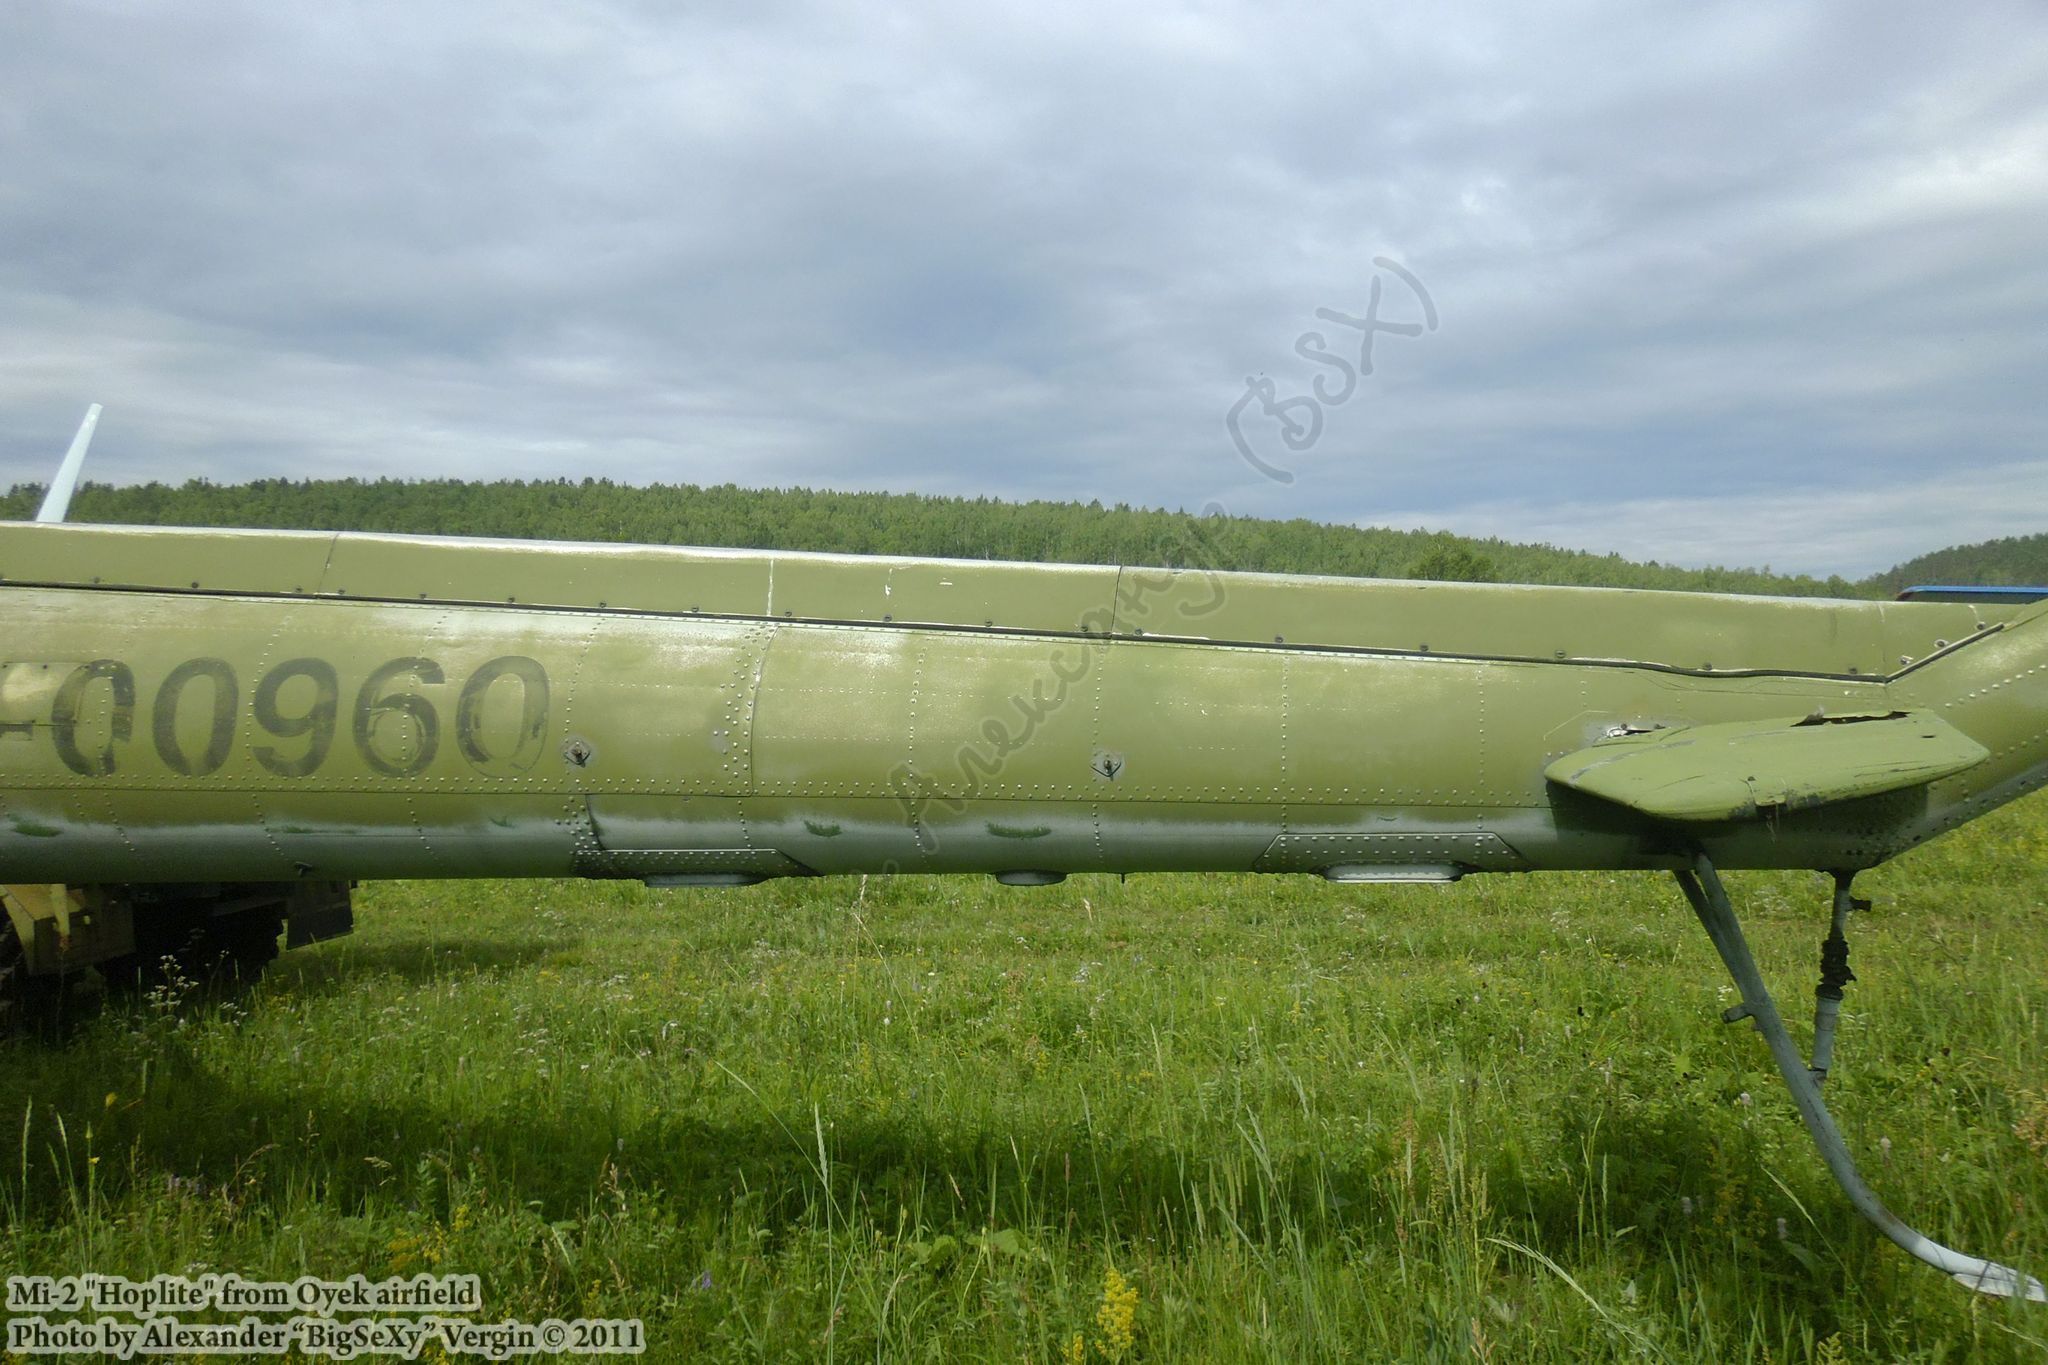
[5,799,2047,1361]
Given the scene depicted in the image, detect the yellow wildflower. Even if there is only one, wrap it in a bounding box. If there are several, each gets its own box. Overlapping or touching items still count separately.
[1094,1264,1137,1360]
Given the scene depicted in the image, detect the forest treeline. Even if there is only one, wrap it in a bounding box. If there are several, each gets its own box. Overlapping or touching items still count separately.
[1867,532,2048,597]
[2,476,2033,597]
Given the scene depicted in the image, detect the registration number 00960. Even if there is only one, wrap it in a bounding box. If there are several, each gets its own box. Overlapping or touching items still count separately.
[0,655,551,780]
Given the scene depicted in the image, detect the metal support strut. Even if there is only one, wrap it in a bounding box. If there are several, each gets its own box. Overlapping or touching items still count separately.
[1808,871,1861,1086]
[1674,853,2044,1300]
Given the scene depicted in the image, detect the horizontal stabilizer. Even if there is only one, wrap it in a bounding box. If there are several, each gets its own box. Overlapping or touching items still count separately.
[1896,585,2048,604]
[1546,710,1988,821]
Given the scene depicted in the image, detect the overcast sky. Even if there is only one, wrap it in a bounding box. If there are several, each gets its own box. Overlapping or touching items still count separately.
[3,2,2044,576]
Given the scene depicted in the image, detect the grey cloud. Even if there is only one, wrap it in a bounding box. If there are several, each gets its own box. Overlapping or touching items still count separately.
[2,1,2045,576]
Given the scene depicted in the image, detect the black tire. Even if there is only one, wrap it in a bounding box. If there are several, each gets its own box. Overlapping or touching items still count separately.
[0,923,59,1034]
[201,911,283,984]
[100,907,282,993]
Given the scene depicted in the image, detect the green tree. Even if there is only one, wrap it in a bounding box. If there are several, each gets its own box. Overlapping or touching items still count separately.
[1404,531,1498,583]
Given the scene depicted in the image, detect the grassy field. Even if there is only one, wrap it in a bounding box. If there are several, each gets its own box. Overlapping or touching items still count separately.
[4,799,2048,1362]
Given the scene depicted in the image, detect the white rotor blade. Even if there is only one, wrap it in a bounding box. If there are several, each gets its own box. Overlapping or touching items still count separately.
[36,403,102,523]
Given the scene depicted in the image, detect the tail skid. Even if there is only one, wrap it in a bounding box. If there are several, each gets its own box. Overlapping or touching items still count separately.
[1675,855,2044,1300]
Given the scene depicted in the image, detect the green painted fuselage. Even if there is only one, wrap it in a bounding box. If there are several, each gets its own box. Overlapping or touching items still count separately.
[4,521,2046,886]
